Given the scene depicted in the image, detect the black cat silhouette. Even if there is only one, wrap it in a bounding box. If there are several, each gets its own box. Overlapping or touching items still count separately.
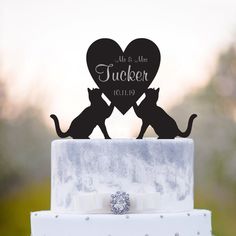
[133,88,197,139]
[50,88,114,139]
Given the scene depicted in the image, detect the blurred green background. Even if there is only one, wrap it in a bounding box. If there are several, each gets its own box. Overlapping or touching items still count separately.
[0,39,236,236]
[1,0,236,235]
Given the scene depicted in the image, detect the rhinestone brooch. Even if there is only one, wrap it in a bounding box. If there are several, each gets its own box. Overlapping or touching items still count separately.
[110,191,130,214]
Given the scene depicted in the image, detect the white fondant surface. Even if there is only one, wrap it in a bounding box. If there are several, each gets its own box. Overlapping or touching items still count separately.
[51,138,194,213]
[31,210,212,236]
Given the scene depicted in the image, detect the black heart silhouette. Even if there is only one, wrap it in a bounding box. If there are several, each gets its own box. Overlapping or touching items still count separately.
[86,38,161,114]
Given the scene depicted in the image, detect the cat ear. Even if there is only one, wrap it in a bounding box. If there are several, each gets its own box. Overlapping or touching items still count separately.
[156,88,160,92]
[87,88,91,92]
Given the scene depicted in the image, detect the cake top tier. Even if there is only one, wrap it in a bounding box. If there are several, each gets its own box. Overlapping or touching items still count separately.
[51,138,194,213]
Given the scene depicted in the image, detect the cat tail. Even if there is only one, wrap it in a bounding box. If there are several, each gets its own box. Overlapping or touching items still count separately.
[50,114,70,138]
[178,114,197,138]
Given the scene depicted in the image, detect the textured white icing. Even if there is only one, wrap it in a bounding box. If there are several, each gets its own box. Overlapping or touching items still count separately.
[51,138,194,213]
[31,210,212,236]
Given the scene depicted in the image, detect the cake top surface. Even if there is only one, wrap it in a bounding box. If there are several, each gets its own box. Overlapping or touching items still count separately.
[52,138,193,144]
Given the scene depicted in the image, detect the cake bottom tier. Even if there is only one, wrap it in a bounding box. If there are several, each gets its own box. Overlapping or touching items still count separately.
[31,209,212,236]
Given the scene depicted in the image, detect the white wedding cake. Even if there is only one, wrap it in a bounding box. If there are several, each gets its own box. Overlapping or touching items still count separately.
[31,138,212,236]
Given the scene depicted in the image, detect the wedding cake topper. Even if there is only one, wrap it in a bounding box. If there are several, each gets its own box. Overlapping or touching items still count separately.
[50,38,197,139]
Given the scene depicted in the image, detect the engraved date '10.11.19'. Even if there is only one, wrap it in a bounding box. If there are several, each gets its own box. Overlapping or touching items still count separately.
[114,89,135,96]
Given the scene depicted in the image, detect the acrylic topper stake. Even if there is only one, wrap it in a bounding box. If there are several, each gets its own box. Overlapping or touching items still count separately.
[87,38,161,114]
